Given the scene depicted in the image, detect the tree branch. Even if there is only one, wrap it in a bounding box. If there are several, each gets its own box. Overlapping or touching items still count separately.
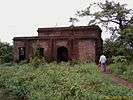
[99,18,119,24]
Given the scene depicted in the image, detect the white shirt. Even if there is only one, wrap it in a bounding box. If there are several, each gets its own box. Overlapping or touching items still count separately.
[99,55,107,64]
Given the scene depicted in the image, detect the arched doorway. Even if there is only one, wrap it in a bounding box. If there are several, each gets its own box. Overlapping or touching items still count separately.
[57,46,68,62]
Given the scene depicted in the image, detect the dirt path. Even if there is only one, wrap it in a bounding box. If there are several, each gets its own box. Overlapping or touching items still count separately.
[100,68,133,89]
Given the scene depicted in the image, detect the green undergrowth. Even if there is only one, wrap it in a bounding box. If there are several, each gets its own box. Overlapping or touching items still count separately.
[109,63,133,83]
[0,62,133,100]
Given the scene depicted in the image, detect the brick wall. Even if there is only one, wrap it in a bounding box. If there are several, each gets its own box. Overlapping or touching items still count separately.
[78,40,95,62]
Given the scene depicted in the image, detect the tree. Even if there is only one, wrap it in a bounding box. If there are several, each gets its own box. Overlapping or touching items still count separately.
[77,0,133,63]
[0,41,13,64]
[103,35,133,63]
[119,26,133,48]
[77,0,133,35]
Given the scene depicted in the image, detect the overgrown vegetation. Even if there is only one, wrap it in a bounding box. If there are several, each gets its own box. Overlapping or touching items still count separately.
[0,41,13,64]
[109,56,133,83]
[110,63,133,83]
[0,62,133,100]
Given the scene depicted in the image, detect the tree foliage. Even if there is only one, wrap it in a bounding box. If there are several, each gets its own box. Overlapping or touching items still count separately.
[77,0,133,34]
[119,26,133,48]
[103,39,133,63]
[77,0,133,62]
[0,41,13,64]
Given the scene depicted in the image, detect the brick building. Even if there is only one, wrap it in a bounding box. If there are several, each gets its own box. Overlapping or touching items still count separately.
[13,25,103,63]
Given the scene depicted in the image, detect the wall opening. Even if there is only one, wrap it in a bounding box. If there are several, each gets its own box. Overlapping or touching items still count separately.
[18,47,26,61]
[36,48,44,57]
[38,48,44,57]
[57,46,68,62]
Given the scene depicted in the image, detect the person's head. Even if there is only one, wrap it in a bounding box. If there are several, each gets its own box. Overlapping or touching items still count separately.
[101,54,104,56]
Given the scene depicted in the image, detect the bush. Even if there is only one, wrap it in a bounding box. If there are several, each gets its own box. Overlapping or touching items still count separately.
[30,57,46,68]
[69,60,82,66]
[122,64,133,83]
[112,56,128,64]
[0,42,13,64]
[103,39,133,64]
[110,63,127,75]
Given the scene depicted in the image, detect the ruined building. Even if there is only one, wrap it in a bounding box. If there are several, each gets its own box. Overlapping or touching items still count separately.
[13,25,103,63]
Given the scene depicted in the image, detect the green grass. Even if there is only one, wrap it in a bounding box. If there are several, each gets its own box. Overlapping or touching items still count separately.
[0,62,133,100]
[109,63,133,83]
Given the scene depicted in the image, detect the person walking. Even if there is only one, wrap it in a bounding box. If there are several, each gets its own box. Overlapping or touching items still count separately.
[99,54,107,72]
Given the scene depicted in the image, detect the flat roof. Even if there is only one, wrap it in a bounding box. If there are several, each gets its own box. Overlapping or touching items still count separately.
[37,25,102,33]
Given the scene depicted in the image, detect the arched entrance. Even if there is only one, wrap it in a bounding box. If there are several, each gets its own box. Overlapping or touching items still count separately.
[57,46,68,62]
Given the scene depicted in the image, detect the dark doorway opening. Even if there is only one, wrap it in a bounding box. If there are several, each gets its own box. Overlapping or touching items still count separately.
[57,46,68,62]
[19,47,26,61]
[37,48,44,57]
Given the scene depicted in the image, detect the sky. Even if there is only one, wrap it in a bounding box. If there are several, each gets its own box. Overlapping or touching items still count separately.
[0,0,133,44]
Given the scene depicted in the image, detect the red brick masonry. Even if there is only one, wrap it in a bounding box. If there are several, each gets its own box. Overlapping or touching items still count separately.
[13,25,103,63]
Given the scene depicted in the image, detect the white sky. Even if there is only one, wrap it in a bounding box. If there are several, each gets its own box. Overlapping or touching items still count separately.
[0,0,133,44]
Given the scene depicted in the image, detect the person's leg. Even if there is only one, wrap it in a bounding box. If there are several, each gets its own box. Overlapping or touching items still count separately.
[100,63,104,71]
[103,63,106,72]
[100,63,102,67]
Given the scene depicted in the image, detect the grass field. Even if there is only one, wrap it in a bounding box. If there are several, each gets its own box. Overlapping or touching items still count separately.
[0,62,133,100]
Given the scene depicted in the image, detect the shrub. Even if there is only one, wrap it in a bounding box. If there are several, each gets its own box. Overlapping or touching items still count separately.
[0,42,13,64]
[69,60,82,66]
[30,57,46,68]
[122,64,133,82]
[110,63,127,75]
[112,56,128,64]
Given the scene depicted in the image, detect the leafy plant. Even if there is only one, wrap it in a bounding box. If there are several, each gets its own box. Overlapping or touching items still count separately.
[0,42,13,64]
[30,56,46,68]
[112,56,127,64]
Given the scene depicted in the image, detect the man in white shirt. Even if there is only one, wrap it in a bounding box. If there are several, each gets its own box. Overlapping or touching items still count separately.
[99,54,107,72]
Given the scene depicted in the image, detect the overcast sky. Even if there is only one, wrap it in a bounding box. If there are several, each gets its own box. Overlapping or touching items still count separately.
[0,0,133,44]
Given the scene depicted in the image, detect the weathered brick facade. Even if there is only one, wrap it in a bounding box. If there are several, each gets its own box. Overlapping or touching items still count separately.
[13,25,103,63]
